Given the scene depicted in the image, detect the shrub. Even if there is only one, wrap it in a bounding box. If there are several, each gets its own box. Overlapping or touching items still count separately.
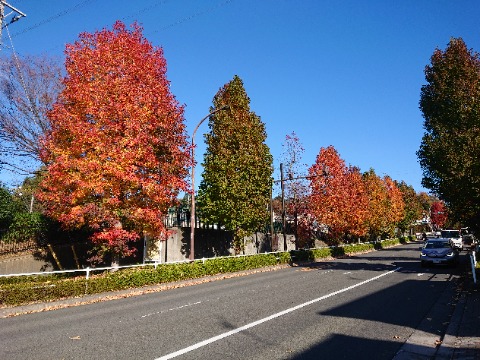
[0,252,288,306]
[0,238,408,307]
[2,212,48,243]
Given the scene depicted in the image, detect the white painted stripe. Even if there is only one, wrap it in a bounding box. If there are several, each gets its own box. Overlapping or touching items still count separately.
[155,267,401,360]
[141,301,202,318]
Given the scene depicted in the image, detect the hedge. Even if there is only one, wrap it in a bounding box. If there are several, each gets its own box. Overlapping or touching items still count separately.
[0,237,412,307]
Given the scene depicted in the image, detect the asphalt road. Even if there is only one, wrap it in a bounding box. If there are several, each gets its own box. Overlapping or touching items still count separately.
[0,242,465,360]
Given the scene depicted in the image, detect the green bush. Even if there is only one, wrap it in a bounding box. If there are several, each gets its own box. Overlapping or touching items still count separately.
[0,253,287,306]
[2,212,48,243]
[376,239,400,249]
[342,243,375,253]
[0,238,408,307]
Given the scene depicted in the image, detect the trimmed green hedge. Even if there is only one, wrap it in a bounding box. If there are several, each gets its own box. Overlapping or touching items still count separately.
[290,237,412,262]
[0,253,289,306]
[0,237,411,307]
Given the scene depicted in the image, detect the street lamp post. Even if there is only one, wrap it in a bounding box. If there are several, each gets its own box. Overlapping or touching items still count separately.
[190,105,229,261]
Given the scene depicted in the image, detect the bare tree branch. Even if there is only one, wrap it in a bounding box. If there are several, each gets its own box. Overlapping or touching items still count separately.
[0,54,62,174]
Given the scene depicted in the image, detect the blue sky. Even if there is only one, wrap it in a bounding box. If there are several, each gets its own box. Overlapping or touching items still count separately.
[1,0,480,194]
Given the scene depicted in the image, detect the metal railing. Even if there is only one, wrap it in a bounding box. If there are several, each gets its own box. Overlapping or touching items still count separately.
[470,250,477,284]
[0,238,408,280]
[0,250,287,280]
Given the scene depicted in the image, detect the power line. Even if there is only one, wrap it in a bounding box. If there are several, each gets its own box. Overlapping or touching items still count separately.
[9,0,97,39]
[6,0,235,54]
[149,0,234,34]
[122,0,171,22]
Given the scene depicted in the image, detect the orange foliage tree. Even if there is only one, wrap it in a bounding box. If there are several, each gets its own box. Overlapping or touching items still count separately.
[38,22,189,263]
[363,170,405,239]
[343,165,369,240]
[363,169,388,239]
[383,176,405,237]
[308,146,368,243]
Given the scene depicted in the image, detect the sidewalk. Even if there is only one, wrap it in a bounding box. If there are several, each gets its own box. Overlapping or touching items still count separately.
[394,256,479,360]
[435,272,480,360]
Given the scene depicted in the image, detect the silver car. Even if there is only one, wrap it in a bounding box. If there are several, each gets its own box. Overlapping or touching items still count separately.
[420,238,459,267]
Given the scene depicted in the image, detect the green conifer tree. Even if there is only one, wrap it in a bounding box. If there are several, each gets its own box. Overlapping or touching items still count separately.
[418,38,480,231]
[198,76,273,253]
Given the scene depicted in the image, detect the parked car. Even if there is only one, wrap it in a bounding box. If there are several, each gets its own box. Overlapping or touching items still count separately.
[462,233,477,251]
[440,229,463,250]
[420,238,459,267]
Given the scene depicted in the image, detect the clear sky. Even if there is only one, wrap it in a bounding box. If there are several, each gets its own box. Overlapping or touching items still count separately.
[1,0,480,194]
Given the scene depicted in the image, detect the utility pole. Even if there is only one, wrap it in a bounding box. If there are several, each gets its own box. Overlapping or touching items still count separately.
[274,165,329,252]
[280,163,287,251]
[0,1,26,48]
[0,2,4,43]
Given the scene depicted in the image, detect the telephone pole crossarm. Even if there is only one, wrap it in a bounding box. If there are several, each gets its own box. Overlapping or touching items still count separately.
[1,1,26,29]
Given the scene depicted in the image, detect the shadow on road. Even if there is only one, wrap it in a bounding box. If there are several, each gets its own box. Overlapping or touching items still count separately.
[286,251,469,360]
[289,333,403,360]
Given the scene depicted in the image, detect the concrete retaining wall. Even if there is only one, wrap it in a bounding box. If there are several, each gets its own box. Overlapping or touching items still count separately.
[0,228,297,275]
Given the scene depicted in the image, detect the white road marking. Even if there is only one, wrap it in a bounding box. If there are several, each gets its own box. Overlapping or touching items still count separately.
[155,267,401,360]
[142,301,202,318]
[418,273,425,276]
[343,271,352,274]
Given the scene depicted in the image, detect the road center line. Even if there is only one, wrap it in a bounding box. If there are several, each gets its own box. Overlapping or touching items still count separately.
[155,267,401,360]
[141,301,202,319]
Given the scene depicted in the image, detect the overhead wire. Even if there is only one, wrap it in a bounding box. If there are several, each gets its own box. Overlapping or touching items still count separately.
[122,0,171,22]
[9,0,234,40]
[4,0,235,55]
[149,0,234,34]
[9,0,98,38]
[4,23,40,127]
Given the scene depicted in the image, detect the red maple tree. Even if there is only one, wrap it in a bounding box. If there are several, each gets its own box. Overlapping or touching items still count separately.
[308,146,368,243]
[343,166,369,239]
[430,201,448,230]
[38,21,189,263]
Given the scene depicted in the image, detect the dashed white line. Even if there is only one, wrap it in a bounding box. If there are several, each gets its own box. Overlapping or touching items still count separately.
[141,301,202,318]
[155,267,401,360]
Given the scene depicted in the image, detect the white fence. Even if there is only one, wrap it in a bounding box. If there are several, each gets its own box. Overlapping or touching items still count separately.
[0,251,286,280]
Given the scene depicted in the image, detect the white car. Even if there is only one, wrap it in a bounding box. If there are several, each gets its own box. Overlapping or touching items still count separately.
[441,229,463,250]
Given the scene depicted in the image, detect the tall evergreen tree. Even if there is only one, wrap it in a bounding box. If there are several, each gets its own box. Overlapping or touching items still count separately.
[198,76,273,253]
[418,38,480,231]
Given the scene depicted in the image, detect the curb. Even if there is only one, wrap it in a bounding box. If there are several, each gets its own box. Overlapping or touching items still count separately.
[0,264,290,318]
[435,291,466,359]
